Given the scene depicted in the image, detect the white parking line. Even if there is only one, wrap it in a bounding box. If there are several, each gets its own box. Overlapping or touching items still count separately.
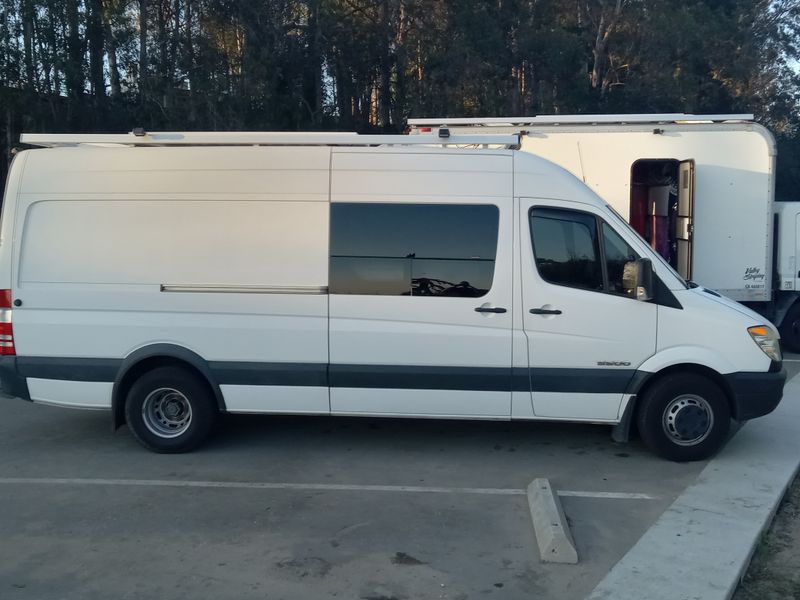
[0,476,657,500]
[558,490,657,500]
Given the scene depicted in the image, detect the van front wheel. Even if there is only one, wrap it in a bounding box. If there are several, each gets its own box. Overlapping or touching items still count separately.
[636,373,730,462]
[124,366,217,453]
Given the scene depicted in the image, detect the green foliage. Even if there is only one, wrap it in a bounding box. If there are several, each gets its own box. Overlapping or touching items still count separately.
[0,0,798,190]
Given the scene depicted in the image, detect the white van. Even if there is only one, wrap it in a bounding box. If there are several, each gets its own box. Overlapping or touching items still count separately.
[0,131,786,461]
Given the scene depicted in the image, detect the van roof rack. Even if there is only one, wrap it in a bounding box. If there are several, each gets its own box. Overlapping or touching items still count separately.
[20,130,520,148]
[408,113,755,127]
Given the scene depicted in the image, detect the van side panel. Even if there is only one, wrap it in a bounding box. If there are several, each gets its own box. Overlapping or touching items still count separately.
[27,378,112,409]
[11,146,331,413]
[18,200,327,286]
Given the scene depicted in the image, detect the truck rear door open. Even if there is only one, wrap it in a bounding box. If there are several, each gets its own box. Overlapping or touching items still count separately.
[676,160,695,280]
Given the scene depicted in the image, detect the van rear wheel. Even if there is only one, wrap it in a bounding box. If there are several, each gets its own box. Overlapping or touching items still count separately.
[125,366,217,453]
[636,373,730,462]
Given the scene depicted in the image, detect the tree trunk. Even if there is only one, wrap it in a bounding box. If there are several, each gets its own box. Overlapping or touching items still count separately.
[590,0,623,92]
[65,0,84,101]
[392,0,408,129]
[378,0,392,129]
[37,25,52,94]
[102,0,121,97]
[184,0,196,123]
[306,0,323,124]
[22,0,35,89]
[335,64,353,130]
[157,1,166,75]
[87,0,106,103]
[590,12,606,89]
[171,0,181,78]
[139,0,149,105]
[45,0,61,94]
[157,0,169,109]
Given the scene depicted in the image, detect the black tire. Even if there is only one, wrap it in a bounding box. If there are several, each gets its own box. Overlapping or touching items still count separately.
[636,373,730,462]
[124,366,217,453]
[779,303,800,353]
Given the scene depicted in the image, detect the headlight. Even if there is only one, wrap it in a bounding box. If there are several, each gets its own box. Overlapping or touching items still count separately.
[748,325,782,362]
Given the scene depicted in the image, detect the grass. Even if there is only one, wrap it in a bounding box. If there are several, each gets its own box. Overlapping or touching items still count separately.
[734,475,800,600]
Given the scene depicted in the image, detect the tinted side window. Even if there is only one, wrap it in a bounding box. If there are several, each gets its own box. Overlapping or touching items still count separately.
[529,208,603,291]
[602,222,639,297]
[330,203,499,297]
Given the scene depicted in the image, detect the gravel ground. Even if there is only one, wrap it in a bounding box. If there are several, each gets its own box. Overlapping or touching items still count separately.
[734,474,800,600]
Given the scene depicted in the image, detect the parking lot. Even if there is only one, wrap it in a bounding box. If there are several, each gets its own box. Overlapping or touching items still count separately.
[2,358,799,600]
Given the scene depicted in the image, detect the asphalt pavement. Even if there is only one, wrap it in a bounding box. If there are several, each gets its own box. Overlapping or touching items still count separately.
[0,388,713,599]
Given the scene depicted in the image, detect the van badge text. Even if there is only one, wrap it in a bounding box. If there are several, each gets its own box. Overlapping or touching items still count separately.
[597,361,631,367]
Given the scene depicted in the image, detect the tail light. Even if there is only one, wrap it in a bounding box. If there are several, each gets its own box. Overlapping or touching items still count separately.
[0,290,15,355]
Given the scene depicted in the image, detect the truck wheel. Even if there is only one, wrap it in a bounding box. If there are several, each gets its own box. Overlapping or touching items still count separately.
[779,303,800,353]
[124,366,217,453]
[636,373,730,462]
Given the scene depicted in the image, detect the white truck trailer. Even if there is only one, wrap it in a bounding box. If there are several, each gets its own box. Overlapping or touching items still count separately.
[409,114,800,349]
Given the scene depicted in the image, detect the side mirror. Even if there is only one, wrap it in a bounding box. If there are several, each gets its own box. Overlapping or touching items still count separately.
[623,258,654,301]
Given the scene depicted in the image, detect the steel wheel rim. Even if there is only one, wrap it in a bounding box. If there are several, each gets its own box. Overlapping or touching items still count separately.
[662,394,714,446]
[142,387,193,438]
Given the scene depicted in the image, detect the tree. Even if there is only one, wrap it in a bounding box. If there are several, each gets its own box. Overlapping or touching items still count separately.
[0,0,798,193]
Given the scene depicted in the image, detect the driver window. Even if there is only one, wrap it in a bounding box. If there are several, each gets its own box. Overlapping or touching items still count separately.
[530,207,641,299]
[529,208,603,291]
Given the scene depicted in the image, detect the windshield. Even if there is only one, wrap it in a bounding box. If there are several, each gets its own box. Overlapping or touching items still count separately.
[603,203,689,289]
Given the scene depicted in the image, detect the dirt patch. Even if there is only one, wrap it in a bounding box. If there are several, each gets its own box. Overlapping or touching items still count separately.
[734,475,800,599]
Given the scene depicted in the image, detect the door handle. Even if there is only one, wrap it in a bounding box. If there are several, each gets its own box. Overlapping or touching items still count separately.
[529,307,562,315]
[475,306,507,314]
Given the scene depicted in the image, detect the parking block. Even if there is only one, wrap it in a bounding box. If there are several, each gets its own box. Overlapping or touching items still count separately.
[528,477,579,564]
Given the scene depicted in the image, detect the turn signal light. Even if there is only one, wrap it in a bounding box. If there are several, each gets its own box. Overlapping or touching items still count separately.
[747,325,781,363]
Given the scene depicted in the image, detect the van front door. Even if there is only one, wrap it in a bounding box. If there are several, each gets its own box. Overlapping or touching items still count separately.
[519,199,657,421]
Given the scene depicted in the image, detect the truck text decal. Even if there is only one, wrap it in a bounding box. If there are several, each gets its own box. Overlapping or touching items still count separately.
[743,267,766,282]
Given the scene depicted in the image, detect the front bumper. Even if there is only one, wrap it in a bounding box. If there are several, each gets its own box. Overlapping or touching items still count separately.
[0,356,31,401]
[724,366,786,421]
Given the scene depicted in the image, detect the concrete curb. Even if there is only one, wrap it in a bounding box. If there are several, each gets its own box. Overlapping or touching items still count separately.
[586,375,800,600]
[527,477,579,564]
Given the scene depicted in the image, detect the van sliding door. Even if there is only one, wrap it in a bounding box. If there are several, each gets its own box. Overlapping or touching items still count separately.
[676,160,695,280]
[327,151,514,418]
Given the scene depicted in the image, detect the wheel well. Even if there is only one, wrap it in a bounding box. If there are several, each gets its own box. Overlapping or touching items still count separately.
[633,363,735,420]
[113,356,222,429]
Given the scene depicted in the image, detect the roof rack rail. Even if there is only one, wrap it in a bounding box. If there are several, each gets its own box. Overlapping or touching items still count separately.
[408,113,755,127]
[20,131,520,148]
